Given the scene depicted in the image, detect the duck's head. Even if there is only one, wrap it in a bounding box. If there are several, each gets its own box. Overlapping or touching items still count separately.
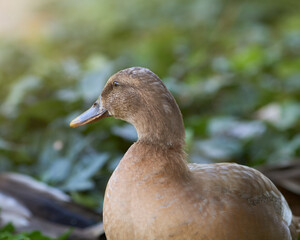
[70,67,185,147]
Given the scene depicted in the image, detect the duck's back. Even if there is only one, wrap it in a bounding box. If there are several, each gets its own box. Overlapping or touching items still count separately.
[188,162,297,240]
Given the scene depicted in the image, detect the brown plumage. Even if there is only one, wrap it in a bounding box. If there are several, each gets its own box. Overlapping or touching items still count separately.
[258,161,300,216]
[70,67,300,240]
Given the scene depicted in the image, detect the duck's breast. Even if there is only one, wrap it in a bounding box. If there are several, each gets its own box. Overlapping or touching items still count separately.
[103,152,295,240]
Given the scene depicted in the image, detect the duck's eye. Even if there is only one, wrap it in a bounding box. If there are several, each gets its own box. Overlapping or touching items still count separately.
[113,81,120,87]
[93,102,97,107]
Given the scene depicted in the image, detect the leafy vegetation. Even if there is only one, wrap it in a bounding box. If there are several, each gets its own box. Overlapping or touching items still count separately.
[0,224,69,240]
[0,0,300,211]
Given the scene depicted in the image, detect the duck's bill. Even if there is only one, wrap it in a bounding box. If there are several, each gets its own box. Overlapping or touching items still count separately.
[70,104,110,128]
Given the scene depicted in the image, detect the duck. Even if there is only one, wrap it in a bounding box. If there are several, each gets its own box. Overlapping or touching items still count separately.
[258,161,300,216]
[0,172,105,240]
[70,67,300,240]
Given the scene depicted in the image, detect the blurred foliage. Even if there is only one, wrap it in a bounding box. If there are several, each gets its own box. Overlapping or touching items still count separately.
[0,0,300,210]
[0,223,69,240]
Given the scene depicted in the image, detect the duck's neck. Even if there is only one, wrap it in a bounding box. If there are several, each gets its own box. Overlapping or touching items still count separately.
[124,100,189,180]
[121,140,190,182]
[133,100,186,148]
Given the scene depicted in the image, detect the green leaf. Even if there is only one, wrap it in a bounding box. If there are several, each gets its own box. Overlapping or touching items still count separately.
[0,224,15,234]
